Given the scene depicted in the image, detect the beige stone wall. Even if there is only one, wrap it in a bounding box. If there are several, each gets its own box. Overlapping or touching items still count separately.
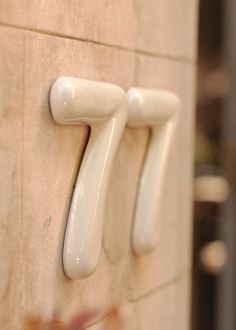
[0,1,198,329]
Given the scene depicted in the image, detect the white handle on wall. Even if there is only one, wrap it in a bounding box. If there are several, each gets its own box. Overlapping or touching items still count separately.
[127,88,180,255]
[50,77,127,279]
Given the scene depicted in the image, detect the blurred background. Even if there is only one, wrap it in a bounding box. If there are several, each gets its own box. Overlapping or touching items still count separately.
[192,0,236,329]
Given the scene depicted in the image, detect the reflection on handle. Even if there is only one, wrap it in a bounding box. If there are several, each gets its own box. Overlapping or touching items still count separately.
[127,88,180,255]
[50,77,127,279]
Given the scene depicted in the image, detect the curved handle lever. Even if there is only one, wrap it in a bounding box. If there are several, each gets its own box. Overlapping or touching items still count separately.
[127,88,181,255]
[50,77,127,279]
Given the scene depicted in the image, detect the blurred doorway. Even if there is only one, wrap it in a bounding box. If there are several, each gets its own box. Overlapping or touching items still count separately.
[192,0,236,329]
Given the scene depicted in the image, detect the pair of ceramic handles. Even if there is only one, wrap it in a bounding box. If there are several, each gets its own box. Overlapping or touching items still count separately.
[50,76,181,280]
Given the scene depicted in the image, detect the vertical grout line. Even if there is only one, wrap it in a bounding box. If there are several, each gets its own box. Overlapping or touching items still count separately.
[19,32,26,315]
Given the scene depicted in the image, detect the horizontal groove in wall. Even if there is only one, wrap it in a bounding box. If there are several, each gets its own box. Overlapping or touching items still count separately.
[129,269,191,303]
[83,269,191,329]
[0,21,196,65]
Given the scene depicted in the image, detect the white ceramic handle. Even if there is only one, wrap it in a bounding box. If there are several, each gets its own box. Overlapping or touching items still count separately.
[127,88,180,255]
[50,77,127,279]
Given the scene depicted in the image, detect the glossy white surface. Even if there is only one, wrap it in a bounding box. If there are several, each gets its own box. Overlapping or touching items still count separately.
[50,77,127,279]
[127,88,181,255]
